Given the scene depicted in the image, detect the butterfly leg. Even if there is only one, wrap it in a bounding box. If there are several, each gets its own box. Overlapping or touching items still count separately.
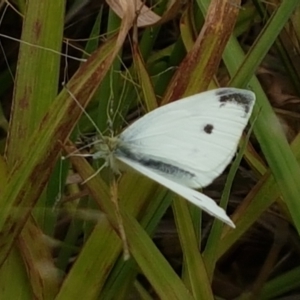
[81,162,108,184]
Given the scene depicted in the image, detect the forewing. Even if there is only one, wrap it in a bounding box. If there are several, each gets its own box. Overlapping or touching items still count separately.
[117,88,255,188]
[117,156,235,227]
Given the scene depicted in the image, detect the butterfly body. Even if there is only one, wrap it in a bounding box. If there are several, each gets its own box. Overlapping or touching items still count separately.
[92,136,120,173]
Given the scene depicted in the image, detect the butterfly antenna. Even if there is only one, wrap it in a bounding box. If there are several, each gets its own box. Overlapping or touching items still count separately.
[62,82,105,141]
[106,69,116,138]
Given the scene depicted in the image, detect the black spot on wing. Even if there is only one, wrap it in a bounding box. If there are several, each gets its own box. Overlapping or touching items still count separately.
[217,90,253,115]
[203,124,213,134]
[116,146,196,180]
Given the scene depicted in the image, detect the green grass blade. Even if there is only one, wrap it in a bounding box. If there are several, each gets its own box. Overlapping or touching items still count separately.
[0,32,128,267]
[6,0,65,164]
[221,0,300,234]
[218,133,300,257]
[65,147,194,300]
[173,198,214,299]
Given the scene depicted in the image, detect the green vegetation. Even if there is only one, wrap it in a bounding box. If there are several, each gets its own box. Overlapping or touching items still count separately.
[0,0,300,299]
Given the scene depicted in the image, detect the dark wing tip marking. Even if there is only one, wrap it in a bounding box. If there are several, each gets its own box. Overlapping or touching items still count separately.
[217,90,254,115]
[203,124,214,134]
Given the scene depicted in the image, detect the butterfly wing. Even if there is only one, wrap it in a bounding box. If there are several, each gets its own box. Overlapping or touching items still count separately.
[117,156,235,227]
[116,88,255,188]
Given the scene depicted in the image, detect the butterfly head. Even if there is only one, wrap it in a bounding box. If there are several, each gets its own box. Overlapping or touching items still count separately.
[91,136,120,173]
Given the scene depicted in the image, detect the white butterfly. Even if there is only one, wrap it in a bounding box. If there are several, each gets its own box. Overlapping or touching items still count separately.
[90,88,255,228]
